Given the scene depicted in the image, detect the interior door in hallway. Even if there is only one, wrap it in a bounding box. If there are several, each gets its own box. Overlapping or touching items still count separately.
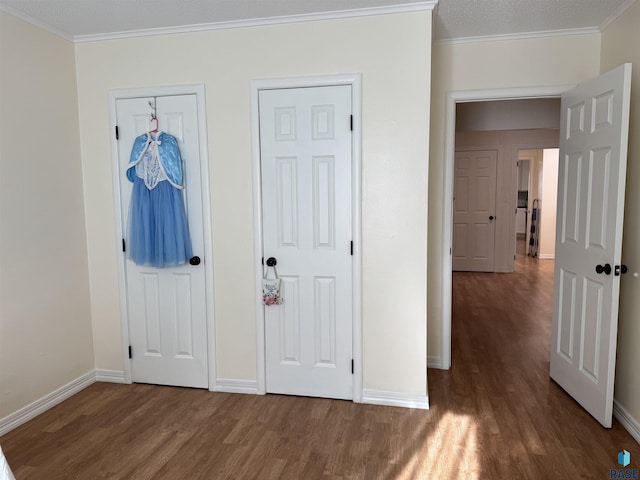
[259,85,353,400]
[550,63,632,428]
[116,95,208,388]
[453,149,498,272]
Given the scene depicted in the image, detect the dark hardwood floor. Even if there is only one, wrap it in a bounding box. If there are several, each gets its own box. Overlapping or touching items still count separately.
[1,248,638,479]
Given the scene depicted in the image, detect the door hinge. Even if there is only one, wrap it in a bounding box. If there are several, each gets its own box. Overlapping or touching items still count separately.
[122,238,126,252]
[128,345,132,359]
[115,125,119,140]
[515,208,517,214]
[514,255,516,260]
[350,115,353,131]
[351,359,354,374]
[350,241,353,256]
[450,247,452,255]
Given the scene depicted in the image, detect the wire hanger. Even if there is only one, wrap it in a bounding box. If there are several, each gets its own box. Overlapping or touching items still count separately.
[149,98,159,133]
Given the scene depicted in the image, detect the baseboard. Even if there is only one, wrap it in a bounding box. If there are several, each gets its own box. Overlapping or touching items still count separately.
[614,400,640,444]
[95,369,126,383]
[214,378,258,394]
[427,356,443,369]
[362,389,429,410]
[0,371,96,437]
[538,253,555,260]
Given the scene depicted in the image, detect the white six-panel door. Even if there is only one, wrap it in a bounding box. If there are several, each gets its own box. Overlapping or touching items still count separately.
[116,95,208,388]
[259,85,353,399]
[453,150,498,272]
[550,63,632,427]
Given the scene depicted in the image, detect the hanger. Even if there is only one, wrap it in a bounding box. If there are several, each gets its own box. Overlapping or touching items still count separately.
[149,98,159,133]
[149,114,159,133]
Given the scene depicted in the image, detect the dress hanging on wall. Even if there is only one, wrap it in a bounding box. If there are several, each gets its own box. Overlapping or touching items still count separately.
[126,131,192,268]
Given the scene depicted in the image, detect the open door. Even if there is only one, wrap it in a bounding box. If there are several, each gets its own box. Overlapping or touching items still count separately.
[550,63,632,428]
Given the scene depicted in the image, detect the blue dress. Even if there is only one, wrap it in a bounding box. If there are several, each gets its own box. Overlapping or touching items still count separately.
[126,131,192,268]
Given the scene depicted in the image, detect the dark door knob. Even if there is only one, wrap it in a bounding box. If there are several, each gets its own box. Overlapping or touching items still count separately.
[266,257,277,267]
[489,216,495,220]
[595,263,611,275]
[189,256,201,266]
[615,264,628,276]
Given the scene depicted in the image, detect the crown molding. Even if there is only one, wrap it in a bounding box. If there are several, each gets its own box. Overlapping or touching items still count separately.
[0,3,74,42]
[74,2,437,43]
[599,0,638,31]
[433,26,600,47]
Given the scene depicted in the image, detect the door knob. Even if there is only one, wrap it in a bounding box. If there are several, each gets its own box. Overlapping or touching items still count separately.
[595,263,611,275]
[489,216,495,221]
[615,265,628,276]
[266,257,277,267]
[189,256,201,266]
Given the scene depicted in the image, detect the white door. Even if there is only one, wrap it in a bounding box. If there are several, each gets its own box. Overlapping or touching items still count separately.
[453,150,498,272]
[116,95,208,388]
[550,63,632,428]
[259,85,353,399]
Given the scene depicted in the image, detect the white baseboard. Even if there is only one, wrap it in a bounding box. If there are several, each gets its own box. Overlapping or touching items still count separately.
[427,356,443,369]
[614,400,640,445]
[538,253,555,260]
[0,371,96,437]
[95,369,126,383]
[362,389,429,410]
[214,378,258,394]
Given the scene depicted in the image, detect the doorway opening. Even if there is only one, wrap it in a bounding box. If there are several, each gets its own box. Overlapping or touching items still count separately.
[449,97,561,387]
[516,148,559,263]
[441,86,567,370]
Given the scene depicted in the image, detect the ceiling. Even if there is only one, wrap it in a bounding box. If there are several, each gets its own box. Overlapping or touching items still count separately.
[0,0,634,43]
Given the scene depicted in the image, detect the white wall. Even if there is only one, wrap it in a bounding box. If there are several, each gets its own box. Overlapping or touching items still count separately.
[538,149,558,259]
[75,12,431,397]
[0,12,94,419]
[456,98,561,132]
[429,33,602,360]
[601,0,640,429]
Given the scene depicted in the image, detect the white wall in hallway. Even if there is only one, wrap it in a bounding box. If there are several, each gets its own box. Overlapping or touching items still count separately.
[538,149,558,259]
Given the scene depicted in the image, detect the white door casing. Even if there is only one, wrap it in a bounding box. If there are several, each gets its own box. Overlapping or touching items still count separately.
[114,91,210,388]
[259,85,353,399]
[550,63,632,428]
[453,150,498,272]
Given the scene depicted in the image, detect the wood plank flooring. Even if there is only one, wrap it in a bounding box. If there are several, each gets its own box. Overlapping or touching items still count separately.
[1,251,638,479]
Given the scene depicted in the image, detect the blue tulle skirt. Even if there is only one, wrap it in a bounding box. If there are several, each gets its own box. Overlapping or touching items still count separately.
[127,177,192,268]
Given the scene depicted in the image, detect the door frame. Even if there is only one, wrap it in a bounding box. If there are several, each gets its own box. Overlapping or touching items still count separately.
[441,85,571,370]
[250,74,363,402]
[108,84,216,388]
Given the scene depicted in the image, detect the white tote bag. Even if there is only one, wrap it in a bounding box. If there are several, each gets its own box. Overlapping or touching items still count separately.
[262,265,283,306]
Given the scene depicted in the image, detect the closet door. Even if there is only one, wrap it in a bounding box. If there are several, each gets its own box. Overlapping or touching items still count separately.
[116,95,208,388]
[259,85,354,399]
